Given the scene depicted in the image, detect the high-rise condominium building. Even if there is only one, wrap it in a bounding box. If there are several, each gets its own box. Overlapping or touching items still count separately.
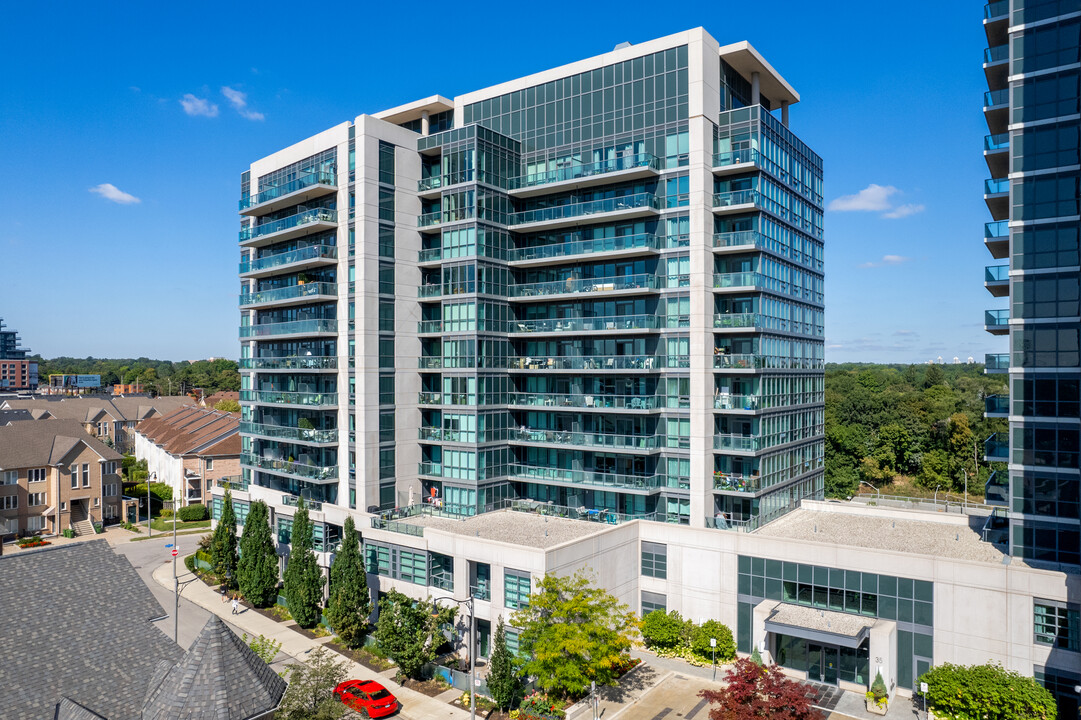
[981,1,1080,572]
[0,317,38,391]
[234,28,823,536]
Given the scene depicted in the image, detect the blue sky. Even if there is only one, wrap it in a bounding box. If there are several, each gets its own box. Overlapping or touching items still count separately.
[0,1,995,364]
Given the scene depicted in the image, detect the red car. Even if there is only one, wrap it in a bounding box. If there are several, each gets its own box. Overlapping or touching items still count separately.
[334,679,399,718]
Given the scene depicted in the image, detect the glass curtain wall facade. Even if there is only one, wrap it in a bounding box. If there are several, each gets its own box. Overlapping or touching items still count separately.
[982,2,1081,569]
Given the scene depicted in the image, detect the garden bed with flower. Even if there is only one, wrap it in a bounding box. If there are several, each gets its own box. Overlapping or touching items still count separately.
[17,536,51,549]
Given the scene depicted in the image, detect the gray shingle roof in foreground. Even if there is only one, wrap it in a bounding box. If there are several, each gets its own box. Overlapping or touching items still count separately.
[141,616,286,720]
[0,540,183,720]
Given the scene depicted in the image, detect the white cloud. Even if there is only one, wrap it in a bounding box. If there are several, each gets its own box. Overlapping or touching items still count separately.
[828,184,898,212]
[89,183,140,205]
[180,93,219,117]
[883,203,925,219]
[859,254,911,269]
[221,86,264,121]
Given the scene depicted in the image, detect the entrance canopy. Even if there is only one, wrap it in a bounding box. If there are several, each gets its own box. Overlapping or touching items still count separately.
[764,602,873,649]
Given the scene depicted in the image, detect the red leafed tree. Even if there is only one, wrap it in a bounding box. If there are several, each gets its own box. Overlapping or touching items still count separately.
[699,657,823,720]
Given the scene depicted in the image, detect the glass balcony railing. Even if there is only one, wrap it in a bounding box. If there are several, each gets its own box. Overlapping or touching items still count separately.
[239,356,337,371]
[239,245,337,274]
[713,313,761,330]
[239,282,336,307]
[418,462,443,477]
[507,355,658,371]
[510,428,658,450]
[239,421,338,444]
[510,273,658,297]
[713,272,765,289]
[984,471,1008,505]
[417,320,443,333]
[508,233,661,262]
[984,45,1008,64]
[215,476,249,491]
[510,153,660,190]
[713,230,765,249]
[985,309,1009,327]
[371,515,424,537]
[418,284,442,298]
[985,220,1009,239]
[239,390,338,406]
[984,0,1007,20]
[984,353,1009,371]
[240,208,338,242]
[713,354,764,369]
[713,148,758,167]
[282,494,323,512]
[985,394,1009,414]
[418,207,475,228]
[985,178,1009,195]
[418,391,444,405]
[239,319,337,338]
[985,265,1009,283]
[240,452,337,480]
[417,169,501,193]
[984,89,1008,108]
[712,189,758,208]
[418,357,478,369]
[509,192,660,226]
[506,392,659,410]
[511,314,659,333]
[984,433,1009,460]
[714,394,762,410]
[714,434,761,452]
[240,171,336,210]
[713,472,762,493]
[985,133,1009,152]
[507,463,664,491]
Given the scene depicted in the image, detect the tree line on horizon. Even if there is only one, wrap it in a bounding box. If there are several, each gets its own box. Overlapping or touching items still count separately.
[825,362,1008,499]
[30,356,240,396]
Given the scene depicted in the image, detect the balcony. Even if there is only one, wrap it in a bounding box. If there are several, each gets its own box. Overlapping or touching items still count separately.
[714,434,761,453]
[418,462,443,477]
[418,284,442,299]
[984,45,1008,92]
[983,88,1009,135]
[712,148,759,175]
[371,515,425,537]
[506,354,657,371]
[984,1,1007,49]
[713,272,766,292]
[239,356,337,372]
[984,432,1009,462]
[985,394,1009,417]
[215,476,249,492]
[239,208,338,248]
[506,392,659,410]
[239,319,337,339]
[713,393,762,411]
[416,169,496,198]
[509,273,658,300]
[985,309,1009,335]
[239,390,338,407]
[984,177,1008,221]
[418,206,476,229]
[713,313,762,331]
[239,282,337,309]
[508,192,660,232]
[417,319,443,334]
[239,245,337,278]
[509,153,661,197]
[510,314,659,334]
[418,357,478,370]
[713,230,766,253]
[507,463,663,492]
[984,471,1008,506]
[507,233,661,266]
[713,472,762,493]
[240,421,338,445]
[984,265,1009,297]
[712,189,758,214]
[282,494,323,512]
[240,171,337,216]
[984,133,1008,178]
[984,220,1009,259]
[240,452,337,482]
[984,0,1007,21]
[509,428,659,452]
[713,353,765,370]
[984,353,1009,373]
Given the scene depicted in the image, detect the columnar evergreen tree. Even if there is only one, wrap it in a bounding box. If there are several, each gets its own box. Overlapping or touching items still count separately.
[211,488,238,588]
[283,497,324,628]
[487,616,522,711]
[324,515,372,647]
[237,501,279,607]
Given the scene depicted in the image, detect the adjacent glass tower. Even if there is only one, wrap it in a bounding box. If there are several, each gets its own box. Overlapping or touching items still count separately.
[981,2,1080,569]
[235,29,823,538]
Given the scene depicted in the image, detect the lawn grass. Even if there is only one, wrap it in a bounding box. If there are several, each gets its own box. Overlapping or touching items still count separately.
[129,528,210,542]
[149,517,211,532]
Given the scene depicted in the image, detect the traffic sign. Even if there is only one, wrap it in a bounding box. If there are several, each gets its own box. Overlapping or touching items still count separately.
[171,547,178,557]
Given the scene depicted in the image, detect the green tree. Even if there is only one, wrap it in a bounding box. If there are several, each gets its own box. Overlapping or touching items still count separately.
[211,488,238,588]
[283,497,323,628]
[692,620,735,663]
[325,516,372,647]
[214,398,241,412]
[237,501,279,607]
[242,632,283,666]
[947,412,975,488]
[924,363,945,387]
[641,609,685,650]
[374,588,457,681]
[278,646,349,720]
[487,616,522,711]
[511,570,640,698]
[919,662,1056,720]
[918,449,950,489]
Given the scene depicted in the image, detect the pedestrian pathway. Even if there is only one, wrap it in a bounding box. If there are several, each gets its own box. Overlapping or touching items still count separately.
[152,560,469,720]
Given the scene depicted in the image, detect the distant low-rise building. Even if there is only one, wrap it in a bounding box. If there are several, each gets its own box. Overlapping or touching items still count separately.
[0,419,123,537]
[0,317,37,392]
[133,406,240,506]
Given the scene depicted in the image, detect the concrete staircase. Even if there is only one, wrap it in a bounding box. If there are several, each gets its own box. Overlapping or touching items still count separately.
[70,503,95,537]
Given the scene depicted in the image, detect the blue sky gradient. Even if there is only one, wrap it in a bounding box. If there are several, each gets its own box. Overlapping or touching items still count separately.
[0,1,994,363]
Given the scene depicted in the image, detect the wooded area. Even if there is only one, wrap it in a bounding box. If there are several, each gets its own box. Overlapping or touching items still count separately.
[30,356,240,396]
[825,363,1007,500]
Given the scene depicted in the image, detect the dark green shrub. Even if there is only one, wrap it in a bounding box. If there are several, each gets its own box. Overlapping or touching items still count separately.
[184,554,196,574]
[692,620,735,662]
[870,670,887,701]
[641,610,685,650]
[919,662,1056,720]
[178,504,208,521]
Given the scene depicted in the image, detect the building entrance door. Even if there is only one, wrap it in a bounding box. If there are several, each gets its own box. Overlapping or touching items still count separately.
[807,643,823,682]
[822,646,838,685]
[805,643,839,685]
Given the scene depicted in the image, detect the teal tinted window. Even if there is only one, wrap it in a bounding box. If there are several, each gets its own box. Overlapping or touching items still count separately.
[505,569,531,609]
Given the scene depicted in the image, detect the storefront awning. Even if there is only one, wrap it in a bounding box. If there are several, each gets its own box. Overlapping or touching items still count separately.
[764,602,873,649]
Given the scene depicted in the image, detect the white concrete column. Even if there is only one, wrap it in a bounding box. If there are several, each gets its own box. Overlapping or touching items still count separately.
[421,110,430,137]
[781,101,789,127]
[751,72,761,107]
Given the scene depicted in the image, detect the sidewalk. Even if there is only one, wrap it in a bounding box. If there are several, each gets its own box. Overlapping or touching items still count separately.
[152,560,468,720]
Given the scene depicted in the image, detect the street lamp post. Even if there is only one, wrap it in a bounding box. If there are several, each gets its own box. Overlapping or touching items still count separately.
[434,595,476,720]
[858,480,880,502]
[147,472,156,538]
[710,637,717,681]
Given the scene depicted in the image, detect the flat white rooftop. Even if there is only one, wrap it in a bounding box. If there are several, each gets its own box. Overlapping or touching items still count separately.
[399,509,609,549]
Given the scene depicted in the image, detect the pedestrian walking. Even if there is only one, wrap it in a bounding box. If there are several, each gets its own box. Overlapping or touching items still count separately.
[231,594,239,615]
[221,585,227,604]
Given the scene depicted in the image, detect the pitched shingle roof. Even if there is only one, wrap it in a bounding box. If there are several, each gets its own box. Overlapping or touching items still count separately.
[135,407,239,458]
[0,419,122,470]
[0,395,195,424]
[141,616,286,720]
[0,540,183,720]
